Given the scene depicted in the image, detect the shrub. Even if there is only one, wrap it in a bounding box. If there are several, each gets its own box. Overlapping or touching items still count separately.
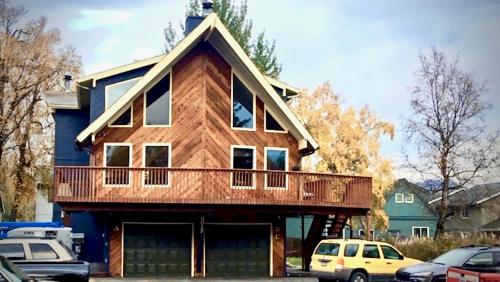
[386,234,499,261]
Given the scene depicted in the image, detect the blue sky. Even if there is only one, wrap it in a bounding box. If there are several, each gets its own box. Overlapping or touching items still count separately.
[21,0,500,180]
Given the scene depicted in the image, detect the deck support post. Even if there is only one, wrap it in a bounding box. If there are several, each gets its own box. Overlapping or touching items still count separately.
[365,211,371,241]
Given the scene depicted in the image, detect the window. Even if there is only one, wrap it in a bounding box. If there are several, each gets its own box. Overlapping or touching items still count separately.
[105,77,140,127]
[460,208,469,218]
[395,193,404,203]
[264,107,286,133]
[344,244,359,257]
[0,244,25,260]
[231,74,255,130]
[143,144,171,187]
[314,243,340,256]
[231,146,256,188]
[461,232,471,239]
[104,143,132,186]
[29,243,58,260]
[405,194,414,203]
[412,227,429,238]
[144,73,171,126]
[362,245,380,259]
[265,147,288,189]
[381,245,403,260]
[464,252,493,267]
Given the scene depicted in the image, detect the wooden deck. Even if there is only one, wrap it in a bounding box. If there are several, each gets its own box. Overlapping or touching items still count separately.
[54,166,372,209]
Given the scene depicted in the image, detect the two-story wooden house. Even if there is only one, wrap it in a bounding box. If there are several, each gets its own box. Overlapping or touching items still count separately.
[46,11,372,278]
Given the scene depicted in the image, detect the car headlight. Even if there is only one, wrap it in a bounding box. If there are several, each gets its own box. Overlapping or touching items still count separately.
[412,272,432,277]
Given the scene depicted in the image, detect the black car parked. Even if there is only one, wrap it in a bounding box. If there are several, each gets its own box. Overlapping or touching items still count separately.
[394,245,500,282]
[0,256,34,282]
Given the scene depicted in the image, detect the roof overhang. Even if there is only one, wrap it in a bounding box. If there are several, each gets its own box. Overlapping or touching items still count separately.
[75,13,318,151]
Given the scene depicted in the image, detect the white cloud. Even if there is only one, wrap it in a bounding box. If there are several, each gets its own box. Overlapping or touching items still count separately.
[69,9,133,31]
[95,37,122,55]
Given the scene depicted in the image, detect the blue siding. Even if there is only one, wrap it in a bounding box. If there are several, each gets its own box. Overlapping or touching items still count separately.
[54,108,90,166]
[69,212,109,272]
[384,182,437,238]
[90,66,152,122]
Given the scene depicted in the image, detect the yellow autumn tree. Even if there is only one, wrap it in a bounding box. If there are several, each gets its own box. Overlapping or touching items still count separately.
[291,82,395,229]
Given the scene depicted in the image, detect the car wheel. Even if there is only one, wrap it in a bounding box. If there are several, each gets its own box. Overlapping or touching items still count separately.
[350,271,368,282]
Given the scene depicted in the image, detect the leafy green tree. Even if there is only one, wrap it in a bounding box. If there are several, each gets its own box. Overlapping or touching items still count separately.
[164,0,281,78]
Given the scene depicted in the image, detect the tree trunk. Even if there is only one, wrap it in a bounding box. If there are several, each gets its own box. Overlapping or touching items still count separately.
[434,176,449,239]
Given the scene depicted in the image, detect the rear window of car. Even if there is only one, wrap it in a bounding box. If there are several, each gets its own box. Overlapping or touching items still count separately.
[344,244,359,257]
[315,243,340,256]
[464,252,493,267]
[362,244,380,258]
[0,244,25,260]
[29,243,59,260]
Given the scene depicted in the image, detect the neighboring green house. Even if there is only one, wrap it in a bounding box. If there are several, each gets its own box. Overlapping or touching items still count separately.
[384,179,437,238]
[429,182,500,238]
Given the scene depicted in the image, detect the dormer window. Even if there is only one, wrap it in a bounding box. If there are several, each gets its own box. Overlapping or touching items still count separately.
[231,73,255,130]
[105,77,141,127]
[144,72,171,127]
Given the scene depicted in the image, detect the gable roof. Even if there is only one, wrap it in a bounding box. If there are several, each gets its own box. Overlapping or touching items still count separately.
[428,182,500,206]
[388,179,434,202]
[75,13,318,150]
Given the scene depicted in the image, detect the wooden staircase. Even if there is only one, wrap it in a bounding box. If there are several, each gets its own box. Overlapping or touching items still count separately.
[303,214,349,270]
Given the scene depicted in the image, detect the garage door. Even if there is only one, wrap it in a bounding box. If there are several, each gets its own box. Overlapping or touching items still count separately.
[205,225,270,277]
[123,224,191,277]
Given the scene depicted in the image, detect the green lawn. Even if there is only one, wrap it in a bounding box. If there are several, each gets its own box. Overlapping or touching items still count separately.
[287,256,302,267]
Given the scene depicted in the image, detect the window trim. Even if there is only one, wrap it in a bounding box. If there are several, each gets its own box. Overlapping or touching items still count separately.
[230,70,256,131]
[103,142,133,188]
[105,77,141,128]
[395,193,404,203]
[264,147,289,190]
[460,208,469,219]
[230,145,256,189]
[412,226,430,238]
[264,105,287,133]
[143,70,173,128]
[405,193,414,203]
[142,143,172,188]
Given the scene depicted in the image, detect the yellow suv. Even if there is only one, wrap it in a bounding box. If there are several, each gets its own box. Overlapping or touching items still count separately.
[310,239,421,282]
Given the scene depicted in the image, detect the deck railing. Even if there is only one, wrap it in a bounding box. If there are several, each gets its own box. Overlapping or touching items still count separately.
[54,166,372,208]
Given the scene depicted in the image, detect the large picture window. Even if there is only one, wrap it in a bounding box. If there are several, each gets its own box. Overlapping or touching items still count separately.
[265,147,288,189]
[105,77,141,127]
[143,144,171,187]
[104,143,132,186]
[144,73,171,126]
[231,74,255,130]
[231,146,256,188]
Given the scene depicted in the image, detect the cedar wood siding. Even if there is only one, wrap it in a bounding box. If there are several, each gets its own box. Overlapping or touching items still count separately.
[96,42,294,277]
[92,42,299,173]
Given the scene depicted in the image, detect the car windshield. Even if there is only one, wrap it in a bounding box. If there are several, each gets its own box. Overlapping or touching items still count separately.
[0,256,29,282]
[433,249,473,265]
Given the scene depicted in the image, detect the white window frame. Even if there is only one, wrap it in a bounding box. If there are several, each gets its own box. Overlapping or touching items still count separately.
[460,208,469,219]
[230,145,256,189]
[142,143,172,188]
[264,147,289,190]
[405,193,414,203]
[264,105,287,133]
[230,70,256,131]
[105,77,141,128]
[143,70,173,128]
[395,193,404,203]
[412,226,429,238]
[103,143,132,187]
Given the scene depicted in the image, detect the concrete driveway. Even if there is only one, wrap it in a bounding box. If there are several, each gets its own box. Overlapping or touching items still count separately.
[90,278,318,282]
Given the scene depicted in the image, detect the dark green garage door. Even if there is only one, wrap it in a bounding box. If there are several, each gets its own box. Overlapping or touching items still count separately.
[205,225,270,277]
[124,224,191,277]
